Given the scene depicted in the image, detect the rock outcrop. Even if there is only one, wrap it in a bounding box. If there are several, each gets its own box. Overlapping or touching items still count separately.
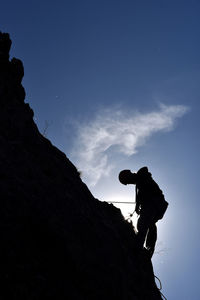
[0,32,162,300]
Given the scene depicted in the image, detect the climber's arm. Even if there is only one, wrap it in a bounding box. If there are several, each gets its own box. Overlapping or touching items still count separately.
[135,198,141,215]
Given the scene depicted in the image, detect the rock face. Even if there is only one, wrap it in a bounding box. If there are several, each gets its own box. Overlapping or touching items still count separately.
[0,32,162,300]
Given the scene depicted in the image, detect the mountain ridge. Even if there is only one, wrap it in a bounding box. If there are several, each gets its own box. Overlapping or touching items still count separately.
[0,31,162,300]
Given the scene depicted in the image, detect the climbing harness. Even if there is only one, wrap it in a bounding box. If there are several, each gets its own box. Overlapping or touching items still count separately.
[107,201,136,222]
[125,209,137,223]
[154,275,167,300]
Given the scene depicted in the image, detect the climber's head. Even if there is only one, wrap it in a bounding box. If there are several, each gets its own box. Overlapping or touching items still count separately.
[119,167,151,185]
[118,170,137,185]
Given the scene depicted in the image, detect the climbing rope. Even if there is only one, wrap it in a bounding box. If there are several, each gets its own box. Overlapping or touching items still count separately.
[107,201,135,204]
[160,291,167,300]
[154,275,167,300]
[155,275,162,290]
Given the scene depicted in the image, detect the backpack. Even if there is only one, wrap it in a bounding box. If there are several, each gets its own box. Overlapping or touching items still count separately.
[156,196,168,220]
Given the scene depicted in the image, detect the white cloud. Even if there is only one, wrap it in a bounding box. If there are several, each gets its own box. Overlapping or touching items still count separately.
[71,104,189,186]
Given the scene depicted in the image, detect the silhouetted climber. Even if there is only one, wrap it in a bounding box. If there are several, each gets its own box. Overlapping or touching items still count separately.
[119,167,168,258]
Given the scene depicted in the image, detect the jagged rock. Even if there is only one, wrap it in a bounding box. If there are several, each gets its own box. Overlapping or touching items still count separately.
[0,32,11,61]
[0,32,162,300]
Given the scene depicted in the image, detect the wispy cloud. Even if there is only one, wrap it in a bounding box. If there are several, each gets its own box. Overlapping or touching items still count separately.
[71,104,189,186]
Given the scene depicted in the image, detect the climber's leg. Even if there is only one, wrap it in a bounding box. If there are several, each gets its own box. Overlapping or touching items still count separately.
[137,214,149,248]
[145,223,157,257]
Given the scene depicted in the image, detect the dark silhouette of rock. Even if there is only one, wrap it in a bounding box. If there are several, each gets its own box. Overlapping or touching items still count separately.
[0,32,163,300]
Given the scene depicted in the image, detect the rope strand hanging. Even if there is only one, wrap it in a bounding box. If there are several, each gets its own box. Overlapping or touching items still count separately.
[154,275,167,300]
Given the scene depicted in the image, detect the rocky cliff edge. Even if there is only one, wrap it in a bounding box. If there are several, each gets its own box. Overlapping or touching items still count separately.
[0,32,162,300]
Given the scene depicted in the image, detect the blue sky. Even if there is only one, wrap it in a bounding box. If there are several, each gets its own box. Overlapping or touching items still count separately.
[1,1,200,298]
